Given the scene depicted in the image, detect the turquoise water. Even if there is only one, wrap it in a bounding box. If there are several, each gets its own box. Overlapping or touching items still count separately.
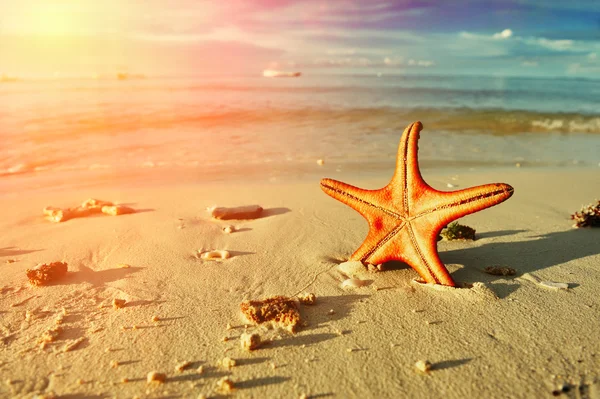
[1,74,599,181]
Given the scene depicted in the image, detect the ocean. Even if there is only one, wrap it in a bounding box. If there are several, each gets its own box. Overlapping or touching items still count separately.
[1,74,599,187]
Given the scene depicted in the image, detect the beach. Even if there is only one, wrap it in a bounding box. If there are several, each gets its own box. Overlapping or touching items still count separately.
[1,74,600,398]
[1,163,599,398]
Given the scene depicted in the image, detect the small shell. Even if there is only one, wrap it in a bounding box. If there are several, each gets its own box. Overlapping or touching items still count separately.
[199,250,230,260]
[341,278,370,289]
[415,360,432,373]
[316,159,325,165]
[222,225,235,234]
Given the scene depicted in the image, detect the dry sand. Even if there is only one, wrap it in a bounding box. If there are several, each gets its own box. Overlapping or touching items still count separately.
[1,168,599,398]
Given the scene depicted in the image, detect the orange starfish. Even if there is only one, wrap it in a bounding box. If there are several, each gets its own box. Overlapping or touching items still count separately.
[320,121,514,286]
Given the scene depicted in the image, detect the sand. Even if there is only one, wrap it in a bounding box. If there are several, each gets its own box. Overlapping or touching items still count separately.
[1,167,599,398]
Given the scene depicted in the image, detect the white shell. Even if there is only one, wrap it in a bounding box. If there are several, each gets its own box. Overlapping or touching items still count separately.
[340,278,369,289]
[199,250,230,260]
[539,281,569,290]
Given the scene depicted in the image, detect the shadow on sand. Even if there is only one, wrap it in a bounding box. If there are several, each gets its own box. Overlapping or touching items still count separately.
[441,228,600,297]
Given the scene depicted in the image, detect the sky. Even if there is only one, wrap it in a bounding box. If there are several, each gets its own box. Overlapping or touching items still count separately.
[1,0,599,78]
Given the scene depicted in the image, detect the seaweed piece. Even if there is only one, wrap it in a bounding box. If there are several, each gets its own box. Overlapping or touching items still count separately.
[571,200,600,228]
[484,266,516,276]
[440,222,476,241]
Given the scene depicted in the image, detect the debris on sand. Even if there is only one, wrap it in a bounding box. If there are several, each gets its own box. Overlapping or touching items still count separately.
[297,292,317,305]
[175,361,192,372]
[484,266,517,276]
[26,262,68,286]
[146,371,166,384]
[81,198,114,209]
[112,299,127,309]
[216,376,235,393]
[240,296,301,333]
[208,205,263,220]
[43,198,137,222]
[222,225,235,234]
[571,200,600,228]
[101,205,135,216]
[240,332,262,351]
[415,360,432,373]
[219,357,237,369]
[198,250,230,260]
[440,222,476,241]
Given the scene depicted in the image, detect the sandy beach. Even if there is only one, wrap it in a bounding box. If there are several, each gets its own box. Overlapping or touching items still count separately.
[1,166,599,398]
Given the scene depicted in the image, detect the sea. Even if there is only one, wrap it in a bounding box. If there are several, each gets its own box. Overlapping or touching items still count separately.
[1,74,599,189]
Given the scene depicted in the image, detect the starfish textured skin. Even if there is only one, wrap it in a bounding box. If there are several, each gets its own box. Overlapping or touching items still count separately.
[320,121,514,287]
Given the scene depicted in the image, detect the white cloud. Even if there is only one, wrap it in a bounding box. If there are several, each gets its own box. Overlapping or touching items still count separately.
[588,52,597,60]
[493,29,513,39]
[532,38,573,51]
[522,61,539,67]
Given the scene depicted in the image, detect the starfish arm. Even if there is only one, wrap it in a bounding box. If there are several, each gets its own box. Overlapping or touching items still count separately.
[320,178,401,218]
[390,121,427,214]
[413,183,514,226]
[363,226,455,286]
[350,220,406,263]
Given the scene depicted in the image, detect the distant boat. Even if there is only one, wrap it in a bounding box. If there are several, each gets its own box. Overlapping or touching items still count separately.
[263,70,301,78]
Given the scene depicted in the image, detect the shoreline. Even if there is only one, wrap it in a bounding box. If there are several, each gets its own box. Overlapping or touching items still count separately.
[2,161,599,198]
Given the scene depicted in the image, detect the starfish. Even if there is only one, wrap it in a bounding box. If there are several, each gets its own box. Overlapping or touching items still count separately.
[320,121,514,286]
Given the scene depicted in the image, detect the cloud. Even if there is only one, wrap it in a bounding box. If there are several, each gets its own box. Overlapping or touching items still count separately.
[533,38,574,51]
[301,55,434,69]
[493,29,513,39]
[521,60,539,67]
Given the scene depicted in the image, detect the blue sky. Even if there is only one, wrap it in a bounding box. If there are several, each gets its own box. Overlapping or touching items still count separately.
[1,0,599,78]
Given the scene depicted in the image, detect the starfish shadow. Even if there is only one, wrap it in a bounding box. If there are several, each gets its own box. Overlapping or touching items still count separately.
[442,228,600,294]
[301,294,370,328]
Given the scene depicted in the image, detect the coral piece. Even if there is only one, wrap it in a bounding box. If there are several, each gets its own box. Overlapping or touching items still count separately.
[82,198,113,209]
[320,122,513,286]
[240,332,262,351]
[571,200,600,228]
[440,222,476,241]
[240,296,301,333]
[101,205,135,216]
[297,292,317,305]
[26,262,68,286]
